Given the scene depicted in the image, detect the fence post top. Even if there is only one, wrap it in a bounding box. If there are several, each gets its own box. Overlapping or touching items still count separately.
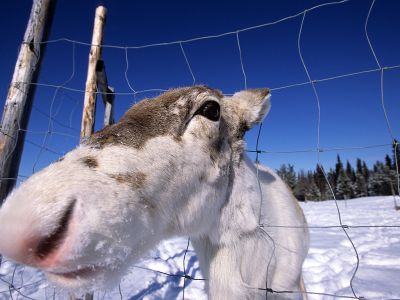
[96,6,107,15]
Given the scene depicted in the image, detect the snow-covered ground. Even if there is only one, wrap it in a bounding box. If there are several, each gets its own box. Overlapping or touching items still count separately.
[1,196,399,299]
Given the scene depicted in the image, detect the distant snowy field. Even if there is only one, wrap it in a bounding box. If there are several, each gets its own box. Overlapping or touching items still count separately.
[1,196,399,299]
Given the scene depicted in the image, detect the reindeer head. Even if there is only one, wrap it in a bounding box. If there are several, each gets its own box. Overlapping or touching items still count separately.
[0,86,270,290]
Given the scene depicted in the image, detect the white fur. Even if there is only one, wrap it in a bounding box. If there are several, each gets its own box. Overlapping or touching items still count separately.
[0,87,308,299]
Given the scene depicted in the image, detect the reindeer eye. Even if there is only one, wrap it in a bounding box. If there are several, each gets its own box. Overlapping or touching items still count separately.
[195,101,220,121]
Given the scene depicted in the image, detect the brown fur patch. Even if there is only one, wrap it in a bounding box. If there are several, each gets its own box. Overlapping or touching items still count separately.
[210,118,229,163]
[109,172,147,190]
[81,156,98,168]
[87,86,223,149]
[236,121,249,140]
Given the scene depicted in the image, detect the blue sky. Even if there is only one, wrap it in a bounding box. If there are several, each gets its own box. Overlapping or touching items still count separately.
[0,0,399,180]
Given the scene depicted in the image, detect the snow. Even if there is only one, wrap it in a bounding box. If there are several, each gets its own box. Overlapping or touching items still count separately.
[1,196,399,299]
[302,197,400,299]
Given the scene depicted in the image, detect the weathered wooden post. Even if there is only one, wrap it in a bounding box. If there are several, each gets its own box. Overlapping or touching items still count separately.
[76,6,107,300]
[80,6,107,140]
[96,59,115,126]
[0,0,56,204]
[103,86,115,126]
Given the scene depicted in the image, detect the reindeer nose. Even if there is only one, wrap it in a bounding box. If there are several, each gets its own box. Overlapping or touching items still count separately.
[0,199,76,267]
[34,199,76,262]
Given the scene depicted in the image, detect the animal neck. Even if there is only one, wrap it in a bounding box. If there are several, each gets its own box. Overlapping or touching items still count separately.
[191,155,269,299]
[209,154,262,245]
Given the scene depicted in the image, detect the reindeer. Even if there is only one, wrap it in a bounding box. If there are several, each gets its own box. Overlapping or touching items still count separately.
[0,86,309,299]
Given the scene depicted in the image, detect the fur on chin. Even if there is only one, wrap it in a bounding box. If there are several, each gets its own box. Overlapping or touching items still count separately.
[46,260,129,292]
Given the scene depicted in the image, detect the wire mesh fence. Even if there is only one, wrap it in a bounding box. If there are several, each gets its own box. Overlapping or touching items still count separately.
[0,0,399,299]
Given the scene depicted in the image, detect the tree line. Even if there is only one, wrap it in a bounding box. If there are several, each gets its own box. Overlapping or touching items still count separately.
[276,142,399,201]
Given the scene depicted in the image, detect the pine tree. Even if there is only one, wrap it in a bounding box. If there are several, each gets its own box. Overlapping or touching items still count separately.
[336,169,353,199]
[383,154,397,195]
[306,178,322,201]
[381,160,394,195]
[321,180,334,200]
[393,139,400,171]
[286,164,297,190]
[314,165,327,199]
[277,151,398,201]
[383,155,397,195]
[368,161,392,196]
[326,168,337,199]
[335,155,344,185]
[294,170,308,201]
[362,161,370,179]
[277,164,297,191]
[385,154,392,170]
[346,161,356,183]
[354,171,368,198]
[345,160,356,198]
[390,141,399,195]
[277,164,287,181]
[361,161,370,195]
[356,159,363,174]
[354,158,369,197]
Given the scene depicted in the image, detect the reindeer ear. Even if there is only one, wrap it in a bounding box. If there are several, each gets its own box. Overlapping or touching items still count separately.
[229,88,271,131]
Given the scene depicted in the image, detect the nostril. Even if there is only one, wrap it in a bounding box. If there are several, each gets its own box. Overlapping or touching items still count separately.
[35,199,76,260]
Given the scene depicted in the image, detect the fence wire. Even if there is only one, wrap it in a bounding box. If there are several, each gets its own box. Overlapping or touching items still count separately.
[0,0,399,299]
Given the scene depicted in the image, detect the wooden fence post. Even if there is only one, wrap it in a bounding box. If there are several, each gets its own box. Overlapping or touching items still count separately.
[96,59,115,126]
[80,6,107,140]
[75,6,107,300]
[0,0,56,204]
[103,86,115,127]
